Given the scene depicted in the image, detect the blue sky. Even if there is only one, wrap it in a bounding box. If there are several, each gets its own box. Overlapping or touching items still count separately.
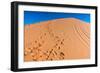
[24,11,90,25]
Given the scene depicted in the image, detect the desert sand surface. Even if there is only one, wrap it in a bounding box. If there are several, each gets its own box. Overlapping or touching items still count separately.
[24,18,90,62]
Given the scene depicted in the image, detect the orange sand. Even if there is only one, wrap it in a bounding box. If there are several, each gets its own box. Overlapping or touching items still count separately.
[24,18,90,62]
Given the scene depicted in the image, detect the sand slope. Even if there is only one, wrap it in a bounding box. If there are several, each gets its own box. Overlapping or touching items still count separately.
[24,18,90,62]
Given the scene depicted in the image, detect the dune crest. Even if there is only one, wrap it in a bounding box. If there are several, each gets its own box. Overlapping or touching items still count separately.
[24,18,90,62]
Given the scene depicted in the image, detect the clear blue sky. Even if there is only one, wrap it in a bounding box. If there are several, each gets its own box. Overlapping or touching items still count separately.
[24,11,90,25]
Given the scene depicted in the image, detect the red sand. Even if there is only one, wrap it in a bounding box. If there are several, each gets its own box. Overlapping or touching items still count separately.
[24,18,90,62]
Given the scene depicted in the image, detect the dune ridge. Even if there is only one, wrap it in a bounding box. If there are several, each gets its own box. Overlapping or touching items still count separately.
[24,18,90,62]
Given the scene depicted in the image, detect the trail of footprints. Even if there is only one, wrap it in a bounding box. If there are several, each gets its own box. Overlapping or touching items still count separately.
[24,23,65,61]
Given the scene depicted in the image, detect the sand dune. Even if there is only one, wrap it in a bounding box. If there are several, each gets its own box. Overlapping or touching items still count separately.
[24,18,90,62]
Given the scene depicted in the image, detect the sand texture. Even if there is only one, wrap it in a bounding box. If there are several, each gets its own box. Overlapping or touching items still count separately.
[24,18,90,62]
